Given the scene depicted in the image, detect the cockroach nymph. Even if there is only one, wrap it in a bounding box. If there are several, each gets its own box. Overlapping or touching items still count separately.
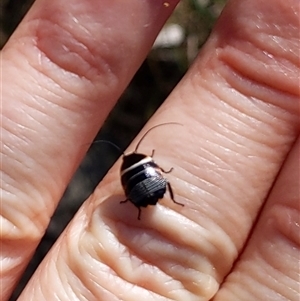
[99,122,184,220]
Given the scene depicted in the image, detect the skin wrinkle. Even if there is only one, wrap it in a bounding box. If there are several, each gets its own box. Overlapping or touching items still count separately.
[182,84,291,156]
[2,122,58,240]
[1,145,26,173]
[259,233,300,285]
[6,52,48,100]
[172,165,251,248]
[215,2,299,98]
[25,52,104,115]
[123,260,183,300]
[243,258,297,300]
[5,45,56,98]
[31,58,105,114]
[6,58,84,115]
[27,2,154,95]
[217,213,300,300]
[91,225,178,294]
[250,262,287,297]
[177,129,274,209]
[243,276,282,301]
[189,175,251,240]
[30,92,83,118]
[183,99,291,186]
[213,115,267,145]
[19,96,80,137]
[3,57,97,243]
[218,46,300,105]
[76,239,181,301]
[32,16,115,83]
[1,159,50,204]
[84,209,216,298]
[175,166,224,201]
[245,39,296,80]
[47,253,73,301]
[1,244,33,275]
[14,103,56,136]
[178,140,241,178]
[266,262,299,297]
[269,204,300,248]
[112,222,209,277]
[83,264,120,301]
[26,53,98,105]
[58,266,79,301]
[69,253,115,301]
[202,69,296,135]
[198,83,252,125]
[138,210,206,252]
[251,24,299,65]
[147,217,220,280]
[10,23,119,114]
[221,81,294,131]
[25,68,75,102]
[1,186,52,240]
[1,116,38,148]
[2,147,47,191]
[1,203,38,237]
[268,35,300,61]
[3,103,76,180]
[220,58,298,109]
[219,9,298,63]
[65,262,96,301]
[1,139,57,231]
[214,106,287,148]
[64,212,131,300]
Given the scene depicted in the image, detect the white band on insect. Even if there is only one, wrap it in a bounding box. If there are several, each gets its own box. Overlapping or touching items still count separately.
[121,156,153,176]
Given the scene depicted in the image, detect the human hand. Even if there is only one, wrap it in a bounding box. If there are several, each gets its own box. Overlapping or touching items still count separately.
[1,0,299,300]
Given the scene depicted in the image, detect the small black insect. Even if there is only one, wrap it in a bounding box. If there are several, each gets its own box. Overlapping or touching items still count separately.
[120,123,184,219]
[99,123,184,220]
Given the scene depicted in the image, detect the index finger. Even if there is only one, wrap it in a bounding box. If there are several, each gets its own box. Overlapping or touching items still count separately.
[0,0,179,299]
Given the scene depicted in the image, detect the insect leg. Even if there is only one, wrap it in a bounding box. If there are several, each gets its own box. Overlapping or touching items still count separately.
[150,149,155,157]
[120,199,129,204]
[166,182,184,206]
[120,199,142,220]
[160,167,173,174]
[137,207,142,220]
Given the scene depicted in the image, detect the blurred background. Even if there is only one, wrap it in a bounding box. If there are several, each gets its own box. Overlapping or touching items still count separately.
[1,0,227,299]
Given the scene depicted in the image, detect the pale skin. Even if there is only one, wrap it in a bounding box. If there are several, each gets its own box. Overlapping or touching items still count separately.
[1,0,299,300]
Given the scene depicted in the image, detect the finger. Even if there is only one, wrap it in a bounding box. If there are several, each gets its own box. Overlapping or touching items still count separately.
[213,135,300,301]
[0,0,179,299]
[18,0,300,300]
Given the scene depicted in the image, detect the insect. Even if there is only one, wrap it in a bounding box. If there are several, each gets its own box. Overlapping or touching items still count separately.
[99,123,184,220]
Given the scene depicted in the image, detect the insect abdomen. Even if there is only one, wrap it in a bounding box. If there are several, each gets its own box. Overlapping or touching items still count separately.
[121,157,167,207]
[127,176,167,206]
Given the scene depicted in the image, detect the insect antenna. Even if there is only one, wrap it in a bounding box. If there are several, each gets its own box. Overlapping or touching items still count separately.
[134,122,183,152]
[93,140,125,156]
